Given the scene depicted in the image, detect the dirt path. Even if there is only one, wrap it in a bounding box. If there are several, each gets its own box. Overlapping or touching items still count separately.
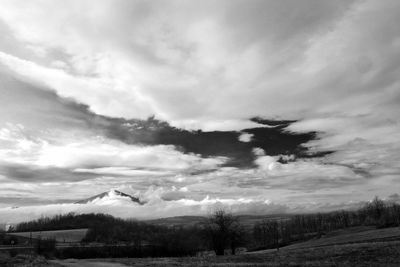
[50,259,129,267]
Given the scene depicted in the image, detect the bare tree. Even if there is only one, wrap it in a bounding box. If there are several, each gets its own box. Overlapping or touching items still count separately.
[254,219,280,250]
[229,220,246,255]
[204,209,244,255]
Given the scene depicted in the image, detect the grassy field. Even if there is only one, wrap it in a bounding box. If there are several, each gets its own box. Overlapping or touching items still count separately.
[50,226,400,267]
[52,241,399,267]
[0,252,62,267]
[3,226,399,266]
[281,226,400,250]
[9,228,88,243]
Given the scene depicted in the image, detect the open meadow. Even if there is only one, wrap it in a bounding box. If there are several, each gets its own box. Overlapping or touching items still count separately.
[49,240,400,267]
[48,226,400,267]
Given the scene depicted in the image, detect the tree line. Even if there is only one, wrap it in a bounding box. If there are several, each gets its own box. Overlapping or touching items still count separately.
[11,197,400,257]
[253,197,400,249]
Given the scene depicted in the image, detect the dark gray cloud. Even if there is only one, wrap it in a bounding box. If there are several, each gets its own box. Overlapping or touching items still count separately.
[0,70,98,131]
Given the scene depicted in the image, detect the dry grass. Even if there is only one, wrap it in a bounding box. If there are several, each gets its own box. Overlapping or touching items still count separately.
[87,241,400,266]
[281,226,400,250]
[77,226,400,267]
[0,252,62,267]
[9,226,400,266]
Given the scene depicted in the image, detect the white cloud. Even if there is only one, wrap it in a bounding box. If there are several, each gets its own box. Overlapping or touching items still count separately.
[238,132,253,142]
[0,51,155,120]
[0,192,285,223]
[0,123,226,175]
[255,155,279,172]
[36,141,225,171]
[252,148,265,156]
[0,0,380,127]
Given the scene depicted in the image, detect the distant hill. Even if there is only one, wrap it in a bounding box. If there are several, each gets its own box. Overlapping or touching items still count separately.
[14,213,122,232]
[146,214,291,228]
[75,189,144,205]
[146,216,206,227]
[12,212,290,233]
[8,228,88,243]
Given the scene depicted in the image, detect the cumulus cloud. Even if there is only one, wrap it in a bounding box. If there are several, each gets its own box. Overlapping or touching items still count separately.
[0,189,287,223]
[36,141,225,171]
[238,132,253,142]
[0,122,226,182]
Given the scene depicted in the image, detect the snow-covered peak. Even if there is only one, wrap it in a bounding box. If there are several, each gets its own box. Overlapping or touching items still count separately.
[75,190,143,205]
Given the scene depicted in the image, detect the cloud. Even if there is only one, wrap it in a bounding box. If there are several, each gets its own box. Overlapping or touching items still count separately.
[1,0,398,140]
[238,133,253,142]
[387,193,400,204]
[0,190,288,222]
[0,74,325,169]
[0,0,363,126]
[36,141,225,171]
[0,123,227,180]
[0,162,97,183]
[0,0,400,216]
[4,189,396,223]
[254,155,278,172]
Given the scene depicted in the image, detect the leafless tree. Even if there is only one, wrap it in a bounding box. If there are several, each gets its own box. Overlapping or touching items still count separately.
[253,219,280,250]
[204,208,245,255]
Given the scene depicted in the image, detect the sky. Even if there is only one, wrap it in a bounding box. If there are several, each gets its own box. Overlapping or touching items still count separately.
[0,0,400,222]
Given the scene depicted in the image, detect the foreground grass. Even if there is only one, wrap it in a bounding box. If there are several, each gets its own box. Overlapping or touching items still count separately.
[74,240,400,267]
[284,226,400,250]
[6,226,400,266]
[5,240,400,266]
[0,252,61,267]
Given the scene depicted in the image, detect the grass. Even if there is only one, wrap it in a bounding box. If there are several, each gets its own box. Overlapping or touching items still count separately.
[6,241,400,267]
[281,226,400,250]
[0,252,62,267]
[74,241,400,266]
[55,226,400,267]
[9,228,88,243]
[7,226,400,266]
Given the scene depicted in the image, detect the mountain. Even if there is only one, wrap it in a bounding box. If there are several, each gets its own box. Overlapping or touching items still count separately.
[75,189,144,205]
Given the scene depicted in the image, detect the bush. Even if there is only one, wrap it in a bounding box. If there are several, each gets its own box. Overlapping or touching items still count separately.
[35,237,56,258]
